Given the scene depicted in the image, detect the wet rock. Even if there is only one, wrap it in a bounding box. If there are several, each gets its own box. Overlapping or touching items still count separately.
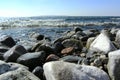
[0,60,28,75]
[107,50,120,80]
[3,45,27,62]
[74,27,83,32]
[0,35,16,47]
[30,32,44,41]
[59,55,83,63]
[0,68,40,80]
[0,46,9,53]
[45,54,59,62]
[53,42,64,53]
[43,61,110,80]
[83,30,96,37]
[62,39,83,51]
[61,47,74,55]
[32,66,44,79]
[89,30,116,54]
[17,51,46,70]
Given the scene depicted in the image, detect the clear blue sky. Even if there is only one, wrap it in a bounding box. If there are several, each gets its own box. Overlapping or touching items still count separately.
[0,0,119,17]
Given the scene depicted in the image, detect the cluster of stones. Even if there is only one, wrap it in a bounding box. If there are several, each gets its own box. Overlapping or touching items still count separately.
[0,27,120,80]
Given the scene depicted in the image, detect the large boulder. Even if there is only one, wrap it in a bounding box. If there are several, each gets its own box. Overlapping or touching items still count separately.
[107,50,120,80]
[0,35,16,47]
[3,45,27,62]
[17,51,46,70]
[89,30,116,54]
[43,61,110,80]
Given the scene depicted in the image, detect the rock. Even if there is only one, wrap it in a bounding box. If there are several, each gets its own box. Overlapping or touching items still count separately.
[82,30,96,37]
[59,55,83,63]
[74,27,83,32]
[0,46,9,53]
[32,66,44,79]
[89,30,116,54]
[115,30,120,48]
[0,60,28,75]
[61,47,74,55]
[0,68,40,80]
[93,57,102,67]
[3,45,27,62]
[107,50,120,80]
[53,42,64,53]
[0,35,16,47]
[45,54,59,62]
[17,51,46,70]
[62,39,83,51]
[86,37,95,49]
[43,61,110,80]
[30,32,44,41]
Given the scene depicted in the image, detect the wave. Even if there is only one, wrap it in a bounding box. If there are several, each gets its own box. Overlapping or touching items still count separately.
[0,16,120,28]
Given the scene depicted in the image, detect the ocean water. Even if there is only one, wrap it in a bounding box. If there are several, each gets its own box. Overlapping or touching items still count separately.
[0,16,120,46]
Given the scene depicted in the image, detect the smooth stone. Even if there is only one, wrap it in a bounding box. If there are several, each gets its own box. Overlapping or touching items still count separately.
[61,47,74,55]
[62,39,83,51]
[0,35,16,47]
[0,60,28,75]
[59,55,83,63]
[3,45,27,62]
[53,42,64,53]
[32,66,44,79]
[107,50,120,80]
[17,51,46,70]
[0,68,40,80]
[30,32,44,40]
[45,54,59,62]
[43,61,110,80]
[0,46,9,53]
[89,30,116,54]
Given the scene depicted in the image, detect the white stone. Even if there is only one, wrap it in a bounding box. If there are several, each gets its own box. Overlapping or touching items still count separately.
[43,61,110,80]
[107,50,120,80]
[89,30,116,54]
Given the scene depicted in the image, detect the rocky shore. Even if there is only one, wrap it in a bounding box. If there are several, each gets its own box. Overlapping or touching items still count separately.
[0,27,120,80]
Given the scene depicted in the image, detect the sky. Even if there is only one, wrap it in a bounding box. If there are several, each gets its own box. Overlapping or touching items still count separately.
[0,0,120,17]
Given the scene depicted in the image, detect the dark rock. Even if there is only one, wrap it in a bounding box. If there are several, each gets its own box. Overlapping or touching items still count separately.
[74,27,83,32]
[53,42,64,54]
[17,51,46,70]
[36,34,44,41]
[62,39,83,51]
[3,45,27,62]
[0,46,9,53]
[45,54,59,62]
[61,47,74,55]
[59,55,83,63]
[0,35,16,47]
[32,66,44,79]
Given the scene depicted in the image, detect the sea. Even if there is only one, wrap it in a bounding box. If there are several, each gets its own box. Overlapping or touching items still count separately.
[0,16,120,46]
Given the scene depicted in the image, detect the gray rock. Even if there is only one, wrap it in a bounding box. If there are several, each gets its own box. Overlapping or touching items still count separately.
[62,39,83,51]
[59,55,83,63]
[17,51,46,70]
[86,37,95,49]
[3,45,27,62]
[0,60,28,75]
[107,50,120,80]
[115,30,120,48]
[0,35,16,47]
[43,61,110,80]
[89,30,116,54]
[0,68,40,80]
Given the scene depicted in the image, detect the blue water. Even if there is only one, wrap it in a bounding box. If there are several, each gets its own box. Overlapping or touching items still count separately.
[0,16,120,46]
